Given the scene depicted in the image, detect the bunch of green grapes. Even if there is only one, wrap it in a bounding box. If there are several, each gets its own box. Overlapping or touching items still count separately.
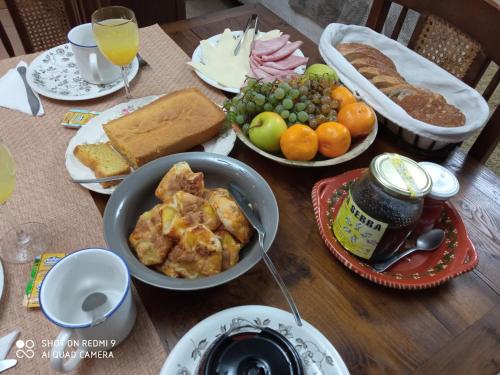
[224,75,339,135]
[289,76,340,129]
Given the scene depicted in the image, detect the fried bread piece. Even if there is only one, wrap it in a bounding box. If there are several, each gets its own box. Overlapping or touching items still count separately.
[216,229,242,270]
[155,161,204,202]
[206,188,252,244]
[161,191,220,240]
[129,204,173,265]
[158,224,223,279]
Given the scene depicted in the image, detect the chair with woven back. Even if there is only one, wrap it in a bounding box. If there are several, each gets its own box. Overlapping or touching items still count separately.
[1,0,185,56]
[365,0,500,163]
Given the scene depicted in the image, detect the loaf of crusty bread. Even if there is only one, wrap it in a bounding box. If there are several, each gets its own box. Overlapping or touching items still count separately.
[336,42,465,127]
[104,88,225,168]
[74,142,130,188]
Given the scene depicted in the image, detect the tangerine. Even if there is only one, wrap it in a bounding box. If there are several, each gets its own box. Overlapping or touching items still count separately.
[337,102,376,137]
[280,124,318,161]
[331,85,357,108]
[315,122,351,158]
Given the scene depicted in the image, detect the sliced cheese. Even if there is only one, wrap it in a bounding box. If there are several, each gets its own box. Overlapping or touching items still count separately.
[188,61,248,88]
[189,28,256,88]
[256,29,282,41]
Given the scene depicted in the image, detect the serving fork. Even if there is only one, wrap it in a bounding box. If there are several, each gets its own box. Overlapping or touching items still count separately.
[229,183,303,326]
[234,14,259,56]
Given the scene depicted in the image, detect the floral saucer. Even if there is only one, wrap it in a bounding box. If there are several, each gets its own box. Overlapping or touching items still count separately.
[26,43,139,101]
[160,305,349,375]
[312,169,479,289]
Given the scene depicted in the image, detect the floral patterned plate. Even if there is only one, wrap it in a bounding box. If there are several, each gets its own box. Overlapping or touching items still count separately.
[65,96,236,195]
[160,305,349,375]
[26,43,139,101]
[312,169,479,289]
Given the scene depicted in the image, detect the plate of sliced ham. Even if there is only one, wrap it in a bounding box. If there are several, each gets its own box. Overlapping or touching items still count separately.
[190,29,308,93]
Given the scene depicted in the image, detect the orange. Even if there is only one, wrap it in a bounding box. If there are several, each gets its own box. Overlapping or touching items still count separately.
[330,85,356,108]
[337,102,376,137]
[280,124,318,161]
[315,122,351,158]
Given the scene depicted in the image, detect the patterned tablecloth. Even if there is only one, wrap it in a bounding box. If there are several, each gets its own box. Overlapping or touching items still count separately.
[0,24,226,374]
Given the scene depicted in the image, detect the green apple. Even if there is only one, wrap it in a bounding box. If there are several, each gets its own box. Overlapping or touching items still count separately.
[249,112,288,152]
[304,63,339,82]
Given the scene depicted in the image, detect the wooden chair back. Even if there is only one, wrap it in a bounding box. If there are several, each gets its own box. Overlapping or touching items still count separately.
[366,0,500,163]
[4,0,78,55]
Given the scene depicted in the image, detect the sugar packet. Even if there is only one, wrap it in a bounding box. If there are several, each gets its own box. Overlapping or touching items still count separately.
[23,253,66,308]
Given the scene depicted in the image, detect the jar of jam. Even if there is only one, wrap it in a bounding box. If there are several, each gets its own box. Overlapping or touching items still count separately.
[333,153,432,261]
[413,162,459,236]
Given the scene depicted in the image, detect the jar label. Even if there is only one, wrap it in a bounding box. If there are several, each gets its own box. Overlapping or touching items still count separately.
[332,192,388,259]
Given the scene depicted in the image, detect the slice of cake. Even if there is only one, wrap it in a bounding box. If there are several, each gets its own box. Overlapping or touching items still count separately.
[73,142,131,188]
[103,88,226,168]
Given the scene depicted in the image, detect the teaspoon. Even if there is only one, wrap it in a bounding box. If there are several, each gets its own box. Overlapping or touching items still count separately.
[82,292,108,327]
[372,229,445,273]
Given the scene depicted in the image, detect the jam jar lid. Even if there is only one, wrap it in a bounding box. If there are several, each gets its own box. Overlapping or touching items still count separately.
[370,153,432,199]
[418,162,460,200]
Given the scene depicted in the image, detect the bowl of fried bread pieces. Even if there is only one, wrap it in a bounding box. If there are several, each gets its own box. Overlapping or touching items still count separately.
[103,152,279,290]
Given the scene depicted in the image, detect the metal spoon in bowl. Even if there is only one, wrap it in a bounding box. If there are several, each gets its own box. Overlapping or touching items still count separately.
[372,229,445,273]
[82,292,107,327]
[229,183,303,327]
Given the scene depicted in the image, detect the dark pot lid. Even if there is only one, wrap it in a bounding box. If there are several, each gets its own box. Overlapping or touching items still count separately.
[199,327,304,375]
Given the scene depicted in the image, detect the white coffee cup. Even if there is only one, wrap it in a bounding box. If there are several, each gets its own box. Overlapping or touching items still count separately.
[40,248,136,373]
[67,23,121,84]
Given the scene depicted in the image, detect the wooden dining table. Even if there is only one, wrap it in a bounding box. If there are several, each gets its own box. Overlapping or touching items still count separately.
[87,4,500,374]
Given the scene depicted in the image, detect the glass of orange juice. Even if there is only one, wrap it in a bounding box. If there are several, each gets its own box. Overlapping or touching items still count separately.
[0,138,51,263]
[92,6,139,99]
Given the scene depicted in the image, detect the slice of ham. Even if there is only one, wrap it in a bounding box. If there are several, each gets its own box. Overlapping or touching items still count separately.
[250,53,262,64]
[259,64,297,76]
[262,55,309,70]
[253,67,271,80]
[250,54,262,68]
[262,72,298,82]
[260,41,303,62]
[252,35,290,56]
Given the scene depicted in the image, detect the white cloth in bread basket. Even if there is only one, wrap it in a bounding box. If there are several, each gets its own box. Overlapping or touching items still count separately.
[319,23,489,151]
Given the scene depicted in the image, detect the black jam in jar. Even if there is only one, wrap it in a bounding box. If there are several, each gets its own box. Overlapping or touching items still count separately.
[351,172,423,261]
[333,153,432,262]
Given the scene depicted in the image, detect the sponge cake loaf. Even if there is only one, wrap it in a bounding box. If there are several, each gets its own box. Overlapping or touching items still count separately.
[104,88,225,168]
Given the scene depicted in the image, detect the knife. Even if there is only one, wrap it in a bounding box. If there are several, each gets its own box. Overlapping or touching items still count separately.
[70,174,129,184]
[17,66,40,116]
[228,183,303,326]
[0,359,17,373]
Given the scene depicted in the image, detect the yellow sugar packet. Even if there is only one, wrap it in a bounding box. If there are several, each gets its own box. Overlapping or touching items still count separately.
[23,253,66,308]
[61,109,100,128]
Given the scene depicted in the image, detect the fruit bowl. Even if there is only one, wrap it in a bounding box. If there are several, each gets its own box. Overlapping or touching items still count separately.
[233,119,377,167]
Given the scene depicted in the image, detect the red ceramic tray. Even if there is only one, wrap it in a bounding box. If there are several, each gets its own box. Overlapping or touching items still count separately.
[312,169,478,290]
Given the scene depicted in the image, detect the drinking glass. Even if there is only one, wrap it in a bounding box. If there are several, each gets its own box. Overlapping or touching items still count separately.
[92,6,139,99]
[0,138,51,263]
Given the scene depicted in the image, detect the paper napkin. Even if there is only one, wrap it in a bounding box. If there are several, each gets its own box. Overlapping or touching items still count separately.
[0,330,19,360]
[0,61,44,116]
